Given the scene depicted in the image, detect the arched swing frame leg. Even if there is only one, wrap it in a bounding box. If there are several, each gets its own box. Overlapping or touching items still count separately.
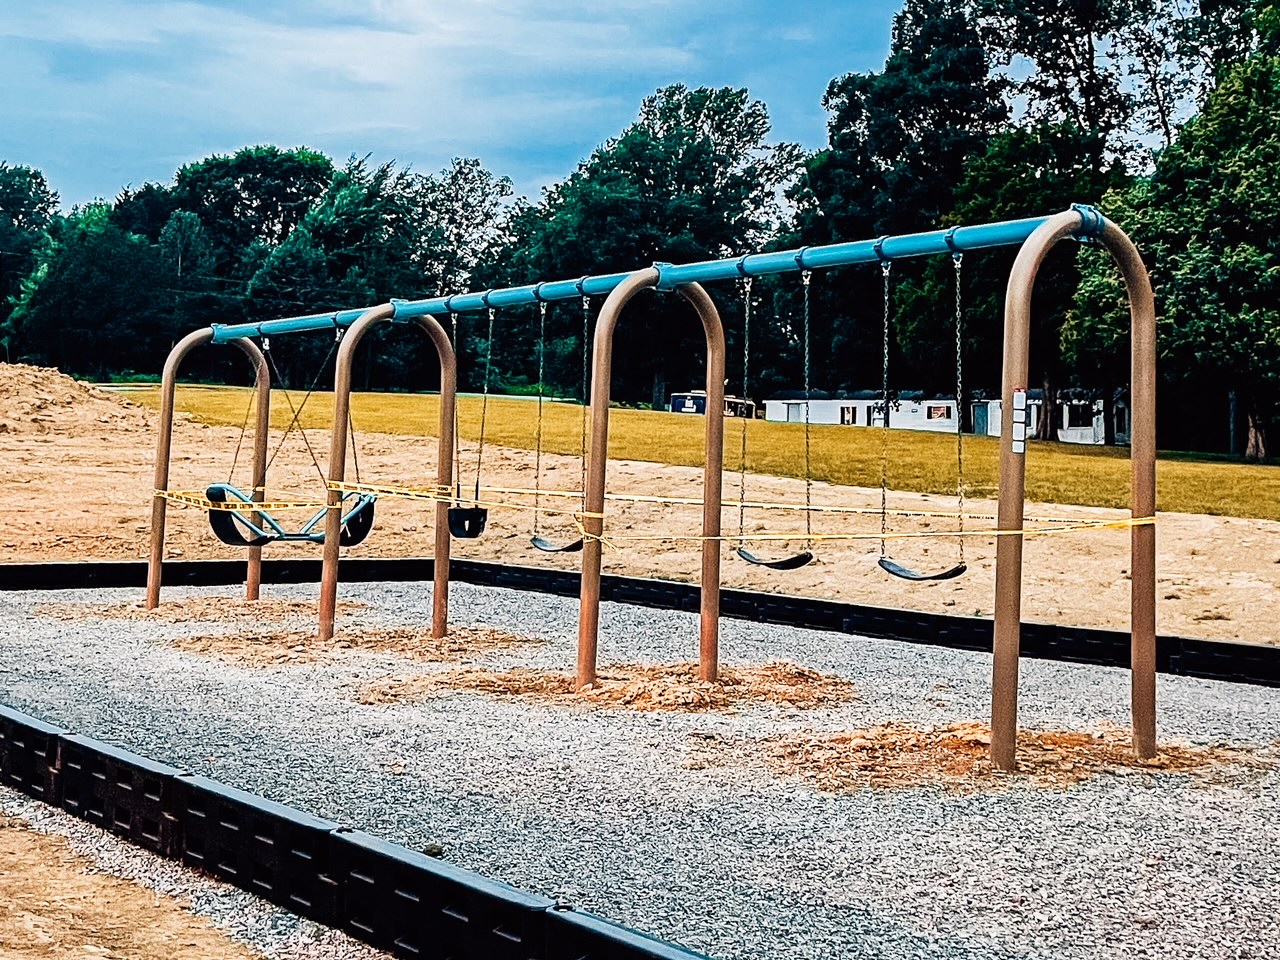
[991,210,1157,771]
[146,329,271,609]
[318,305,457,642]
[578,273,726,688]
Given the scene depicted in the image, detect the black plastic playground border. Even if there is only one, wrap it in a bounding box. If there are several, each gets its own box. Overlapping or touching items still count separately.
[2,557,1277,687]
[0,702,709,960]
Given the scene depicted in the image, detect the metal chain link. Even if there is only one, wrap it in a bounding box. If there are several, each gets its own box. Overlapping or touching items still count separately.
[737,277,752,543]
[450,313,462,498]
[473,307,495,499]
[533,300,547,535]
[802,270,813,547]
[879,260,891,556]
[954,254,965,563]
[262,335,337,485]
[580,295,591,504]
[227,383,256,484]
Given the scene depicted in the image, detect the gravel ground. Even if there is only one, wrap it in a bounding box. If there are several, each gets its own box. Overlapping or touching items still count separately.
[0,785,387,960]
[2,580,1278,960]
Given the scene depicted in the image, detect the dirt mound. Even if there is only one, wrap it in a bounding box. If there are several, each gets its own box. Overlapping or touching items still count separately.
[0,363,154,436]
[359,661,858,712]
[765,721,1265,792]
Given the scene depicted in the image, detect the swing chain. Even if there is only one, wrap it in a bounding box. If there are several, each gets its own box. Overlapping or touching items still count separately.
[450,313,462,498]
[954,253,965,562]
[533,300,547,535]
[262,334,335,485]
[880,260,892,554]
[473,306,495,500]
[801,270,813,547]
[737,276,752,543]
[580,294,590,504]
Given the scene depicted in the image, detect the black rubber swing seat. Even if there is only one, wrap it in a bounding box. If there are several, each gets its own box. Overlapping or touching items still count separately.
[531,535,584,553]
[877,556,967,582]
[204,483,376,548]
[735,546,815,571]
[448,506,488,539]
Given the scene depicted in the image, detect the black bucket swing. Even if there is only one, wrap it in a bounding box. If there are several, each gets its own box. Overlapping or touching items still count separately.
[875,248,967,582]
[733,266,814,571]
[530,284,589,553]
[205,329,376,548]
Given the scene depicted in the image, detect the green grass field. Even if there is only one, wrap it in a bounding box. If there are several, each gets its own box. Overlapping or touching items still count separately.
[133,385,1280,521]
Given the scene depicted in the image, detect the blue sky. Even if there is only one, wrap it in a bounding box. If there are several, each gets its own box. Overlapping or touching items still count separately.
[0,1,901,210]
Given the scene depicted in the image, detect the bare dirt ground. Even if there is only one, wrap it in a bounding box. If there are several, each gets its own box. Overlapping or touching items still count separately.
[0,815,263,960]
[2,363,1278,645]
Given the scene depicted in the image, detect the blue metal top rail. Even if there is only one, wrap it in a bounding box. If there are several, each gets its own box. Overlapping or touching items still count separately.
[210,205,1106,344]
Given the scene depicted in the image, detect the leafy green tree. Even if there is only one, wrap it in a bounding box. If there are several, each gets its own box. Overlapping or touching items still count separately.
[110,182,178,242]
[0,162,57,231]
[411,157,514,296]
[173,145,334,274]
[976,0,1138,167]
[950,122,1130,436]
[0,163,58,361]
[1070,41,1280,459]
[493,84,802,404]
[793,0,1006,399]
[5,208,175,376]
[158,210,213,279]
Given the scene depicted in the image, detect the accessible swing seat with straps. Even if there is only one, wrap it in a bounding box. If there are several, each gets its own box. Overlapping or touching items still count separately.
[205,483,376,548]
[200,325,378,550]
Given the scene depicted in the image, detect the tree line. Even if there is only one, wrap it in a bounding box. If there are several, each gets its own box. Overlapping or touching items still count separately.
[2,0,1278,457]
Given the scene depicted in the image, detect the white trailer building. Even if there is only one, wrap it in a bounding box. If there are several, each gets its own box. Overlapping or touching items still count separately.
[975,396,1129,444]
[764,397,960,432]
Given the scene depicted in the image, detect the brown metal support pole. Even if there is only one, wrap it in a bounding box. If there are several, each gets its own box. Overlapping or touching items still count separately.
[991,210,1157,769]
[417,316,458,641]
[320,304,395,642]
[577,273,727,688]
[679,284,727,682]
[146,331,269,609]
[318,305,456,641]
[1102,221,1159,759]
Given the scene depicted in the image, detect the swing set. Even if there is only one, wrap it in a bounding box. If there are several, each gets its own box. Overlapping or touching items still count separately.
[145,205,1157,772]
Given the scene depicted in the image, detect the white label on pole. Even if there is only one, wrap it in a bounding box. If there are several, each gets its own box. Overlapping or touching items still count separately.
[1011,388,1028,455]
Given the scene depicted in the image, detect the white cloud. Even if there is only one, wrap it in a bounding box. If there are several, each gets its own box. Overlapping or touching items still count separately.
[0,0,898,207]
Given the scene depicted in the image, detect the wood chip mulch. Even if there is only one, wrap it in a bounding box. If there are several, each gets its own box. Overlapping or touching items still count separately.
[168,625,540,666]
[766,721,1269,792]
[33,597,365,624]
[358,661,857,712]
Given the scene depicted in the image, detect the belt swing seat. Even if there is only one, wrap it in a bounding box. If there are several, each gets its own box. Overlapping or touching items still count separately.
[875,241,968,582]
[529,282,593,554]
[733,266,815,571]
